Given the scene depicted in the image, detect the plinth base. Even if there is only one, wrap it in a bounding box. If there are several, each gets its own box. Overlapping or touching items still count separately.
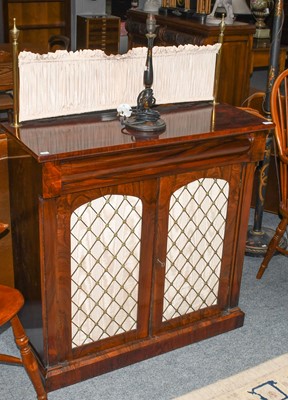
[245,226,287,257]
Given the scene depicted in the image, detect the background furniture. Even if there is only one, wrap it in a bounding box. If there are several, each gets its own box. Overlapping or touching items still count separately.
[0,133,13,287]
[77,15,120,54]
[252,38,287,73]
[0,48,13,288]
[70,0,106,51]
[2,0,71,52]
[0,49,13,123]
[48,34,70,52]
[1,1,287,55]
[111,0,132,20]
[279,0,288,53]
[125,10,256,106]
[2,102,268,392]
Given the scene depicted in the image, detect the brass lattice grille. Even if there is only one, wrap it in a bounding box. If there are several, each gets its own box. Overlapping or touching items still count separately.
[70,195,142,348]
[163,178,229,321]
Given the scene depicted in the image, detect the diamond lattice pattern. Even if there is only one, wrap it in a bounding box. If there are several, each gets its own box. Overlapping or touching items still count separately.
[163,178,229,321]
[70,195,142,348]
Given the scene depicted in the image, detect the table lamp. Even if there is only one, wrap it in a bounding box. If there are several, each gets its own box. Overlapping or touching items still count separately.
[123,13,166,135]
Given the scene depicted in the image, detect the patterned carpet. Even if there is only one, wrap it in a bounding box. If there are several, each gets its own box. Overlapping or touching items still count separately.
[176,353,288,400]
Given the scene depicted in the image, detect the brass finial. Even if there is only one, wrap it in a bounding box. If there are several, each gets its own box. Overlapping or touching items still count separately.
[213,13,225,106]
[219,13,226,40]
[11,18,20,43]
[10,18,21,128]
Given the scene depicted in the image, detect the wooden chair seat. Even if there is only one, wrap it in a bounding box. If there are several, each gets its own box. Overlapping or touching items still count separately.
[0,222,9,234]
[0,223,47,399]
[0,285,24,325]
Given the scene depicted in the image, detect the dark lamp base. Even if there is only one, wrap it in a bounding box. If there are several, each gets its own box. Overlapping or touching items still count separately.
[124,115,166,134]
[245,225,287,257]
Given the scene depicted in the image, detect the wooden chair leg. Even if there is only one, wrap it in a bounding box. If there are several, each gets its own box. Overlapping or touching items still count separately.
[10,315,47,400]
[0,353,22,364]
[257,217,288,279]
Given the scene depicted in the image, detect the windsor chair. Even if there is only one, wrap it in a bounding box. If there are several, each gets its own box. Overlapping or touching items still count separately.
[257,68,288,279]
[0,222,47,399]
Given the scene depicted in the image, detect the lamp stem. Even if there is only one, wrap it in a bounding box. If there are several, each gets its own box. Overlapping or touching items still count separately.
[144,34,155,89]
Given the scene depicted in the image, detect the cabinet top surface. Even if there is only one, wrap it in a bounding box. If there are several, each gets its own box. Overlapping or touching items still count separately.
[2,102,271,162]
[126,10,256,36]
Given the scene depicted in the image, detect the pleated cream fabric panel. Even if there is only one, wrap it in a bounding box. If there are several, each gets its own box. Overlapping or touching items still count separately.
[18,44,220,121]
[163,178,229,321]
[71,195,143,347]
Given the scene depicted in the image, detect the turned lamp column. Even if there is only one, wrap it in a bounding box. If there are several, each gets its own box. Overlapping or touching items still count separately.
[123,13,166,134]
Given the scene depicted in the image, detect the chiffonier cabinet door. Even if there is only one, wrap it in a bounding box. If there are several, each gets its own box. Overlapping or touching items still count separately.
[150,163,244,335]
[41,179,159,363]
